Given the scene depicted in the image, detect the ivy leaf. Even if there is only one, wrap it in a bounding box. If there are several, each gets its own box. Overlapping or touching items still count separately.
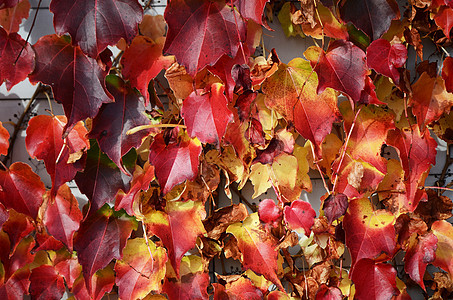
[162,272,210,300]
[284,200,316,236]
[213,276,264,299]
[0,0,30,33]
[2,210,33,255]
[366,39,407,84]
[432,220,453,277]
[410,72,453,128]
[28,34,113,134]
[0,266,30,300]
[339,0,400,40]
[89,75,150,174]
[72,266,115,300]
[144,200,206,277]
[343,198,396,266]
[387,125,437,211]
[0,0,19,8]
[163,0,246,76]
[50,0,143,57]
[305,40,367,106]
[74,140,125,215]
[442,56,453,93]
[26,115,89,195]
[149,133,202,195]
[404,233,438,291]
[258,199,282,226]
[181,83,233,145]
[315,284,343,300]
[54,254,81,290]
[115,238,167,299]
[226,213,284,291]
[434,6,453,39]
[29,265,65,300]
[43,185,83,251]
[1,234,35,279]
[233,0,268,26]
[121,36,175,104]
[323,193,348,224]
[350,259,399,300]
[0,27,34,91]
[262,57,340,156]
[0,162,45,219]
[0,122,9,156]
[73,205,137,292]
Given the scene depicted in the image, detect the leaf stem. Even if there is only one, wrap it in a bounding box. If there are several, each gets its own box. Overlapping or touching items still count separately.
[425,186,453,193]
[127,123,186,135]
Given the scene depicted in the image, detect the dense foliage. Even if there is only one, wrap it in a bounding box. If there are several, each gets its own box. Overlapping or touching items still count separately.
[0,0,453,299]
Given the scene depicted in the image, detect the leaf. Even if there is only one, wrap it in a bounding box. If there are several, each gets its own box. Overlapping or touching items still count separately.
[322,193,348,224]
[404,232,437,290]
[162,272,210,300]
[1,234,35,279]
[0,0,29,33]
[339,0,400,40]
[144,200,206,277]
[366,39,407,84]
[54,254,81,290]
[50,0,143,57]
[73,205,137,291]
[301,3,349,40]
[258,199,282,225]
[343,198,396,266]
[387,125,437,211]
[74,140,126,215]
[0,204,8,231]
[203,203,248,240]
[43,185,82,251]
[263,57,340,156]
[2,210,33,255]
[181,83,233,145]
[115,238,167,299]
[213,276,264,299]
[89,75,150,173]
[0,0,19,8]
[163,0,246,76]
[26,115,89,195]
[410,72,453,128]
[0,27,34,91]
[29,265,65,300]
[305,40,367,106]
[432,220,453,277]
[28,34,113,134]
[226,213,284,291]
[233,0,268,26]
[442,56,453,93]
[340,101,395,174]
[0,162,45,219]
[315,284,343,300]
[149,133,202,195]
[0,266,30,300]
[0,121,9,156]
[350,259,399,300]
[284,200,316,236]
[72,265,115,300]
[121,36,175,104]
[435,6,453,39]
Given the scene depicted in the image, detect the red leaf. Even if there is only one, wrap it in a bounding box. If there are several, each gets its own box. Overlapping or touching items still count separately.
[435,6,453,39]
[54,255,81,289]
[0,121,9,156]
[339,0,399,40]
[29,265,65,300]
[431,220,453,277]
[350,259,399,300]
[322,193,348,224]
[284,200,316,236]
[306,40,367,105]
[366,39,407,84]
[0,162,45,219]
[254,129,294,165]
[26,115,89,195]
[1,235,35,279]
[213,276,264,299]
[144,200,206,277]
[343,198,396,266]
[258,199,282,225]
[162,272,210,300]
[115,162,155,216]
[50,0,143,57]
[72,266,115,300]
[122,36,175,104]
[404,232,438,290]
[0,266,30,300]
[2,210,33,255]
[387,125,437,211]
[233,0,268,26]
[149,133,202,195]
[163,0,246,76]
[35,231,64,252]
[89,75,151,174]
[315,284,343,300]
[262,58,340,156]
[442,56,453,93]
[181,83,233,145]
[0,0,19,8]
[74,141,126,215]
[0,203,8,230]
[28,34,113,134]
[0,27,34,91]
[0,0,30,33]
[73,205,137,292]
[43,185,83,251]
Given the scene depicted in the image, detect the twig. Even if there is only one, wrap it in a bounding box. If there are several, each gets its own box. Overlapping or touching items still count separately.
[425,186,453,193]
[15,0,42,64]
[230,183,257,212]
